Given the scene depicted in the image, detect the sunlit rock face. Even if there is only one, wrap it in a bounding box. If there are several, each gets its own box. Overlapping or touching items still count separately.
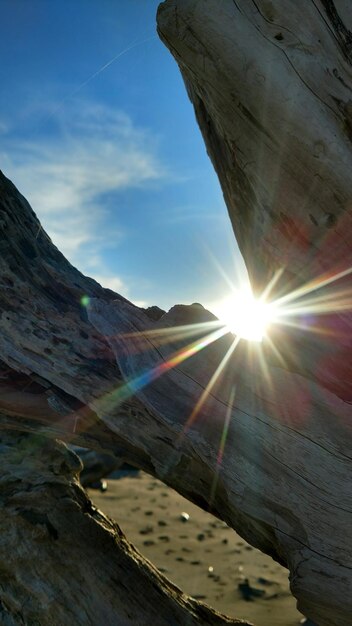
[158,0,352,286]
[157,2,352,625]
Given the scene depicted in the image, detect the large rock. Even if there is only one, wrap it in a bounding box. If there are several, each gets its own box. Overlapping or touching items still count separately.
[157,0,352,401]
[155,2,352,624]
[0,170,251,625]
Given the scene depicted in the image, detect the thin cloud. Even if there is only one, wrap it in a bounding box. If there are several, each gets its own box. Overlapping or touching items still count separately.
[1,101,165,303]
[0,120,9,134]
[89,274,124,294]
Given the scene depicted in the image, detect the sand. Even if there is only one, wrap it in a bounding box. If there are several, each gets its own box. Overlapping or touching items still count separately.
[89,472,305,626]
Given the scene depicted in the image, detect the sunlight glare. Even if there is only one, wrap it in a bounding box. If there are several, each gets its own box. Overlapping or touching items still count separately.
[213,288,277,342]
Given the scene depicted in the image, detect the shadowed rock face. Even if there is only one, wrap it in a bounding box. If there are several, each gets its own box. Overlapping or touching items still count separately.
[0,169,253,626]
[0,433,249,626]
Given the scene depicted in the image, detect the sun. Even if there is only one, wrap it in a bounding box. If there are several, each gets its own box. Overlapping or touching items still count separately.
[212,288,277,342]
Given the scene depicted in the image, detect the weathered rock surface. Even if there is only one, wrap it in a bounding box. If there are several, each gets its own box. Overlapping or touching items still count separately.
[157,0,352,401]
[0,432,248,626]
[70,446,124,487]
[0,171,252,625]
[156,2,352,624]
[0,1,352,625]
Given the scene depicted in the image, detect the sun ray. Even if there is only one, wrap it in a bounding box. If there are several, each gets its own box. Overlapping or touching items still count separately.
[270,316,345,338]
[256,342,272,383]
[273,264,352,310]
[96,325,230,414]
[276,288,352,317]
[258,267,285,302]
[113,319,223,350]
[55,255,352,465]
[209,384,237,508]
[183,335,240,434]
[264,334,289,369]
[117,319,222,340]
[204,244,249,294]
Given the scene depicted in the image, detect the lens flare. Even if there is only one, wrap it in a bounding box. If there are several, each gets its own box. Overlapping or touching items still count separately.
[80,295,90,307]
[212,288,278,341]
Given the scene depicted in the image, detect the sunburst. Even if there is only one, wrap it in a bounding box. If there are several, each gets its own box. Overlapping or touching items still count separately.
[71,259,352,507]
[211,287,279,342]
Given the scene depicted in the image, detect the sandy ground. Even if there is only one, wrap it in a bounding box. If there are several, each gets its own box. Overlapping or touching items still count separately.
[89,472,305,626]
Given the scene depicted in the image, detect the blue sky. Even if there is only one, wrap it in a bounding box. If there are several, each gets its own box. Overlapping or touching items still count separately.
[0,0,247,312]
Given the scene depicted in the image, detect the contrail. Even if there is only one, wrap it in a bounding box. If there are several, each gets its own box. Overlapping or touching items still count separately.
[46,35,156,121]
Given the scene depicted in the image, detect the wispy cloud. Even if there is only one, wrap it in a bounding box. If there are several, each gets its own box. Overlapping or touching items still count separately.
[0,120,9,135]
[1,101,165,304]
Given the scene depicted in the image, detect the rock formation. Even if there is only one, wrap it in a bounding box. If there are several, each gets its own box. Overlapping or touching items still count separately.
[0,1,351,625]
[0,432,247,626]
[156,2,352,624]
[0,170,254,626]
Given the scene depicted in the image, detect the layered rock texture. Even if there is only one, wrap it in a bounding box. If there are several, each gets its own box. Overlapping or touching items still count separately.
[0,1,351,625]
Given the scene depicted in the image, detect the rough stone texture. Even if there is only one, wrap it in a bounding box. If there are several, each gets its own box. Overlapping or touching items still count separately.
[0,432,248,626]
[0,172,255,625]
[70,446,124,487]
[0,1,352,624]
